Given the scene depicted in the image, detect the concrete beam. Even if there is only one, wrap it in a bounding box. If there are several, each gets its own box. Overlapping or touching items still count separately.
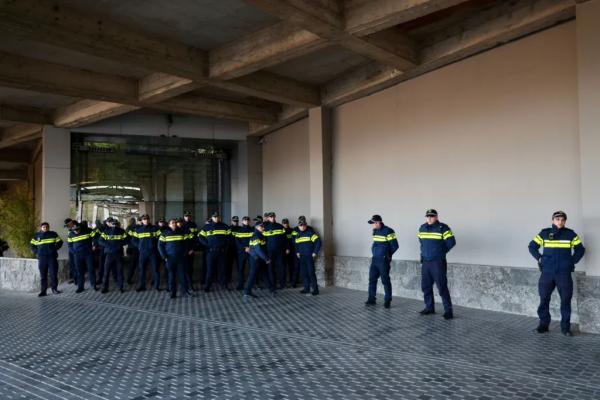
[53,100,139,128]
[244,0,417,70]
[248,105,308,136]
[0,103,53,125]
[0,148,31,163]
[322,0,576,106]
[0,167,27,180]
[0,124,42,149]
[0,0,207,81]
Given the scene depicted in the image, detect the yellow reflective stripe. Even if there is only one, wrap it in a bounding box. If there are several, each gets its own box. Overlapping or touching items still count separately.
[205,229,230,236]
[249,239,266,246]
[543,240,572,248]
[442,230,453,239]
[286,234,293,239]
[264,229,285,236]
[533,235,543,245]
[136,232,153,238]
[30,239,38,244]
[571,236,582,246]
[373,235,387,242]
[310,234,319,242]
[70,234,91,242]
[386,233,396,241]
[33,238,60,245]
[295,237,311,244]
[128,231,138,238]
[101,233,127,240]
[236,232,253,238]
[161,235,186,242]
[199,230,208,237]
[291,231,298,236]
[418,233,443,240]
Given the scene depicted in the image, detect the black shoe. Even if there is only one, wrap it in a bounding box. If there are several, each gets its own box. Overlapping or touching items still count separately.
[170,293,176,299]
[534,325,549,333]
[93,285,99,291]
[312,291,319,296]
[384,301,391,309]
[186,290,194,297]
[136,287,145,292]
[155,287,162,292]
[365,299,376,306]
[51,289,61,295]
[75,288,84,294]
[120,289,125,293]
[419,309,435,315]
[443,312,453,320]
[236,285,244,291]
[300,289,309,294]
[204,288,210,293]
[38,291,47,297]
[101,288,108,294]
[562,330,574,337]
[68,279,75,284]
[127,279,133,285]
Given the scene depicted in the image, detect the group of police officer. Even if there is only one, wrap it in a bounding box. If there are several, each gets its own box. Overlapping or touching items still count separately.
[365,209,585,336]
[30,211,322,301]
[31,207,584,335]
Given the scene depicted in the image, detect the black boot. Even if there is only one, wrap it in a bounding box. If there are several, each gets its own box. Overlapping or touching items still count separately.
[38,291,47,297]
[75,288,84,294]
[419,309,435,315]
[384,300,391,309]
[365,299,376,306]
[443,312,453,320]
[534,325,549,333]
[51,289,61,294]
[101,288,109,294]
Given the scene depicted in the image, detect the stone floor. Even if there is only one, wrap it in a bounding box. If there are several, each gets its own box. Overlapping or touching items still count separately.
[1,285,600,400]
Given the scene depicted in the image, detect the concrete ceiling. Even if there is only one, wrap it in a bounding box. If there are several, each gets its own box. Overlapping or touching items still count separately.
[53,0,279,50]
[0,87,77,109]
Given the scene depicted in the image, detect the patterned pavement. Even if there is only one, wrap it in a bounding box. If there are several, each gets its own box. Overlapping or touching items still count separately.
[1,284,600,399]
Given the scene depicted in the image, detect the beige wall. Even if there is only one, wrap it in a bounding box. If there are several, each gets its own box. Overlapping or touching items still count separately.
[262,118,310,223]
[262,22,593,274]
[333,22,580,270]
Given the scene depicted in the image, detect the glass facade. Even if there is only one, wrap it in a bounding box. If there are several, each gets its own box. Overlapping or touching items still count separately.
[70,133,232,226]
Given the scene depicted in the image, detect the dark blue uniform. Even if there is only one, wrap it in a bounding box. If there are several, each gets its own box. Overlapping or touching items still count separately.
[198,222,231,291]
[245,230,271,295]
[30,231,63,293]
[284,226,297,287]
[368,224,399,303]
[68,227,98,291]
[99,227,128,291]
[294,227,322,293]
[158,228,190,297]
[263,221,288,289]
[132,224,161,290]
[233,225,253,290]
[529,226,585,332]
[183,220,199,287]
[125,224,139,284]
[418,222,456,314]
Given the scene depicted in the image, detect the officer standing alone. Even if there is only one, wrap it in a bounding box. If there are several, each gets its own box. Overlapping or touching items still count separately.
[294,218,321,295]
[529,211,585,336]
[417,209,456,319]
[365,215,398,308]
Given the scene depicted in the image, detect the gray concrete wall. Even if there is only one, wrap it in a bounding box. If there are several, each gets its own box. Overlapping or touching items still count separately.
[262,118,310,222]
[331,23,583,273]
[0,257,69,292]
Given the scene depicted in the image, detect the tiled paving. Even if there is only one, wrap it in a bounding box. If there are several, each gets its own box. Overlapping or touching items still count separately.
[1,284,600,399]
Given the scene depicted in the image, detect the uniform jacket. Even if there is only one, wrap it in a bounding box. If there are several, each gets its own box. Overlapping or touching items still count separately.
[30,231,63,258]
[198,222,231,249]
[233,224,254,253]
[132,224,160,253]
[249,230,269,262]
[418,221,456,262]
[294,227,322,257]
[68,227,97,255]
[158,228,190,259]
[99,227,128,255]
[263,221,287,252]
[371,224,399,259]
[529,225,585,273]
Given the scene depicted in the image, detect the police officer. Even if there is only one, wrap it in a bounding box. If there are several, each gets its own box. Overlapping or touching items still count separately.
[156,218,169,289]
[99,218,128,293]
[68,221,98,293]
[158,218,192,299]
[243,221,272,300]
[125,217,139,285]
[234,216,253,290]
[418,209,456,319]
[183,211,199,289]
[263,212,289,290]
[365,215,398,308]
[294,218,321,295]
[64,218,77,284]
[529,211,585,336]
[282,218,296,288]
[134,214,161,291]
[226,216,241,288]
[30,222,63,297]
[198,212,231,292]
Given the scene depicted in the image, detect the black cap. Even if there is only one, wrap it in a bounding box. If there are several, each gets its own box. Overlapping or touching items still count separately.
[232,216,239,221]
[63,218,73,227]
[176,217,185,223]
[425,209,438,217]
[368,215,383,224]
[255,221,264,228]
[242,216,250,221]
[184,211,193,216]
[552,210,567,220]
[263,212,269,217]
[269,212,276,218]
[254,215,263,222]
[40,222,49,227]
[298,219,307,226]
[282,218,289,224]
[140,214,150,220]
[211,211,220,218]
[158,218,166,223]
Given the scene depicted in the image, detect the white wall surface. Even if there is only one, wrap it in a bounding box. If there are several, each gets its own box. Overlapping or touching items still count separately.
[332,23,581,270]
[262,118,310,223]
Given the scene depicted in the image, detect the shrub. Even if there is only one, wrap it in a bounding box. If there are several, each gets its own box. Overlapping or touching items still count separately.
[0,183,37,258]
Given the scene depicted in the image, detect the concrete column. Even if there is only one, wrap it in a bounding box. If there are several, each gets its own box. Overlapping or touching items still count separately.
[41,126,71,258]
[231,138,262,218]
[308,107,333,284]
[577,0,600,276]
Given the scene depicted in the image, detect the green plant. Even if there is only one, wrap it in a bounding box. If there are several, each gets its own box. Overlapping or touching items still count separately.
[0,183,37,258]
